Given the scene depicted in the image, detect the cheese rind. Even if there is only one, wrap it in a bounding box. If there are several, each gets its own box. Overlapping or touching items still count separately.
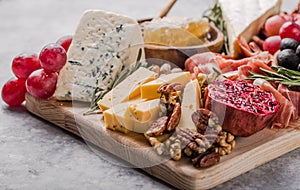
[219,0,282,57]
[178,80,201,130]
[140,72,191,100]
[55,10,144,102]
[97,67,157,111]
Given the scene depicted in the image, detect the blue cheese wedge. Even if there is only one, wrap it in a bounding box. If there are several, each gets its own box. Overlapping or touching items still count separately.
[55,10,144,102]
[219,0,282,57]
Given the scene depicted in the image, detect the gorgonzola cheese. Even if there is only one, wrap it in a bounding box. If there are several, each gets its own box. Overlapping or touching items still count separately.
[55,10,144,102]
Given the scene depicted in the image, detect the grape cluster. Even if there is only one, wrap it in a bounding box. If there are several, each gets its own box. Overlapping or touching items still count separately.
[263,12,300,71]
[1,36,72,106]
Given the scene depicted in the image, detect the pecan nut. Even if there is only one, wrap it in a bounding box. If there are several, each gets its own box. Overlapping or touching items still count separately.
[167,102,181,131]
[145,116,168,137]
[157,83,183,94]
[175,128,210,157]
[192,108,222,135]
[192,152,220,168]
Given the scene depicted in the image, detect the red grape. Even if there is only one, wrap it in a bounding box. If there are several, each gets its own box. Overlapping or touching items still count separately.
[279,21,300,42]
[263,35,281,54]
[26,69,58,99]
[12,53,41,79]
[39,43,67,73]
[56,35,72,52]
[264,13,291,37]
[1,78,26,106]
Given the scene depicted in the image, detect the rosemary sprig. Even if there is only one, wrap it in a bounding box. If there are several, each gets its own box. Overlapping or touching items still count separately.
[271,66,300,78]
[247,66,300,88]
[203,0,229,54]
[84,48,145,115]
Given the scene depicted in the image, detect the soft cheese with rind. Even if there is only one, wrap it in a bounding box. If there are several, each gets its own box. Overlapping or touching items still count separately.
[55,10,144,102]
[219,0,282,57]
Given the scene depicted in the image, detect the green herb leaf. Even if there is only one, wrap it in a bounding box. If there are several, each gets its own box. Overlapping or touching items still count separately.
[203,0,229,54]
[247,66,300,88]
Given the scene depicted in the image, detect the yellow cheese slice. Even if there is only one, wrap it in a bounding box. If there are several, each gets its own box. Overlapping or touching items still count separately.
[140,72,191,100]
[127,99,161,122]
[103,102,131,134]
[178,79,201,130]
[103,99,160,134]
[115,110,156,134]
[103,99,143,134]
[98,67,157,111]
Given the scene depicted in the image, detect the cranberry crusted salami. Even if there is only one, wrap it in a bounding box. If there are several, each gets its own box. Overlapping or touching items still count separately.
[205,80,280,137]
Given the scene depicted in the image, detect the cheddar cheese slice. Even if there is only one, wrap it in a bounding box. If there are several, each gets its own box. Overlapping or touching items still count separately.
[140,72,191,100]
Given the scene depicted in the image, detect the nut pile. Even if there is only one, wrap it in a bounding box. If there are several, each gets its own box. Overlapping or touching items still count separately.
[145,83,183,136]
[144,82,183,161]
[144,83,237,169]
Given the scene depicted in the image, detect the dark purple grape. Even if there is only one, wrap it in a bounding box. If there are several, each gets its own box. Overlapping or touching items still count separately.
[277,49,299,70]
[280,38,299,51]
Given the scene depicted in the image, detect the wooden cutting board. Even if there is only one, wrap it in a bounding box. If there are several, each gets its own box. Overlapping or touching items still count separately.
[25,93,300,190]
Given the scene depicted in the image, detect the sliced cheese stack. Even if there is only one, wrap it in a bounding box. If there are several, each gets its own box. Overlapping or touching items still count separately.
[101,70,192,133]
[55,10,144,102]
[178,80,201,130]
[98,67,157,111]
[219,0,282,57]
[104,99,161,134]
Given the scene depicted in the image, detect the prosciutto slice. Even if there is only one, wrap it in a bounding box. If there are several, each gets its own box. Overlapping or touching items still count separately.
[278,84,300,118]
[253,79,297,128]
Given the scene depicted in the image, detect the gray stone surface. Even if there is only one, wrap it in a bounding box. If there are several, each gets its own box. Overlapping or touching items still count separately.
[0,0,299,189]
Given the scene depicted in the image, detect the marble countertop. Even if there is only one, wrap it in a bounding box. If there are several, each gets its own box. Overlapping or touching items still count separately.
[1,0,299,189]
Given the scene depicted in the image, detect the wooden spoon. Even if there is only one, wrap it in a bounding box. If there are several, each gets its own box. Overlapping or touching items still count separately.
[138,0,177,23]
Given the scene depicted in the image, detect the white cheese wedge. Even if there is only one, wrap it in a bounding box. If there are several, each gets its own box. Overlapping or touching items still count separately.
[55,10,144,102]
[219,0,282,57]
[140,72,191,100]
[178,80,201,130]
[97,67,157,111]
